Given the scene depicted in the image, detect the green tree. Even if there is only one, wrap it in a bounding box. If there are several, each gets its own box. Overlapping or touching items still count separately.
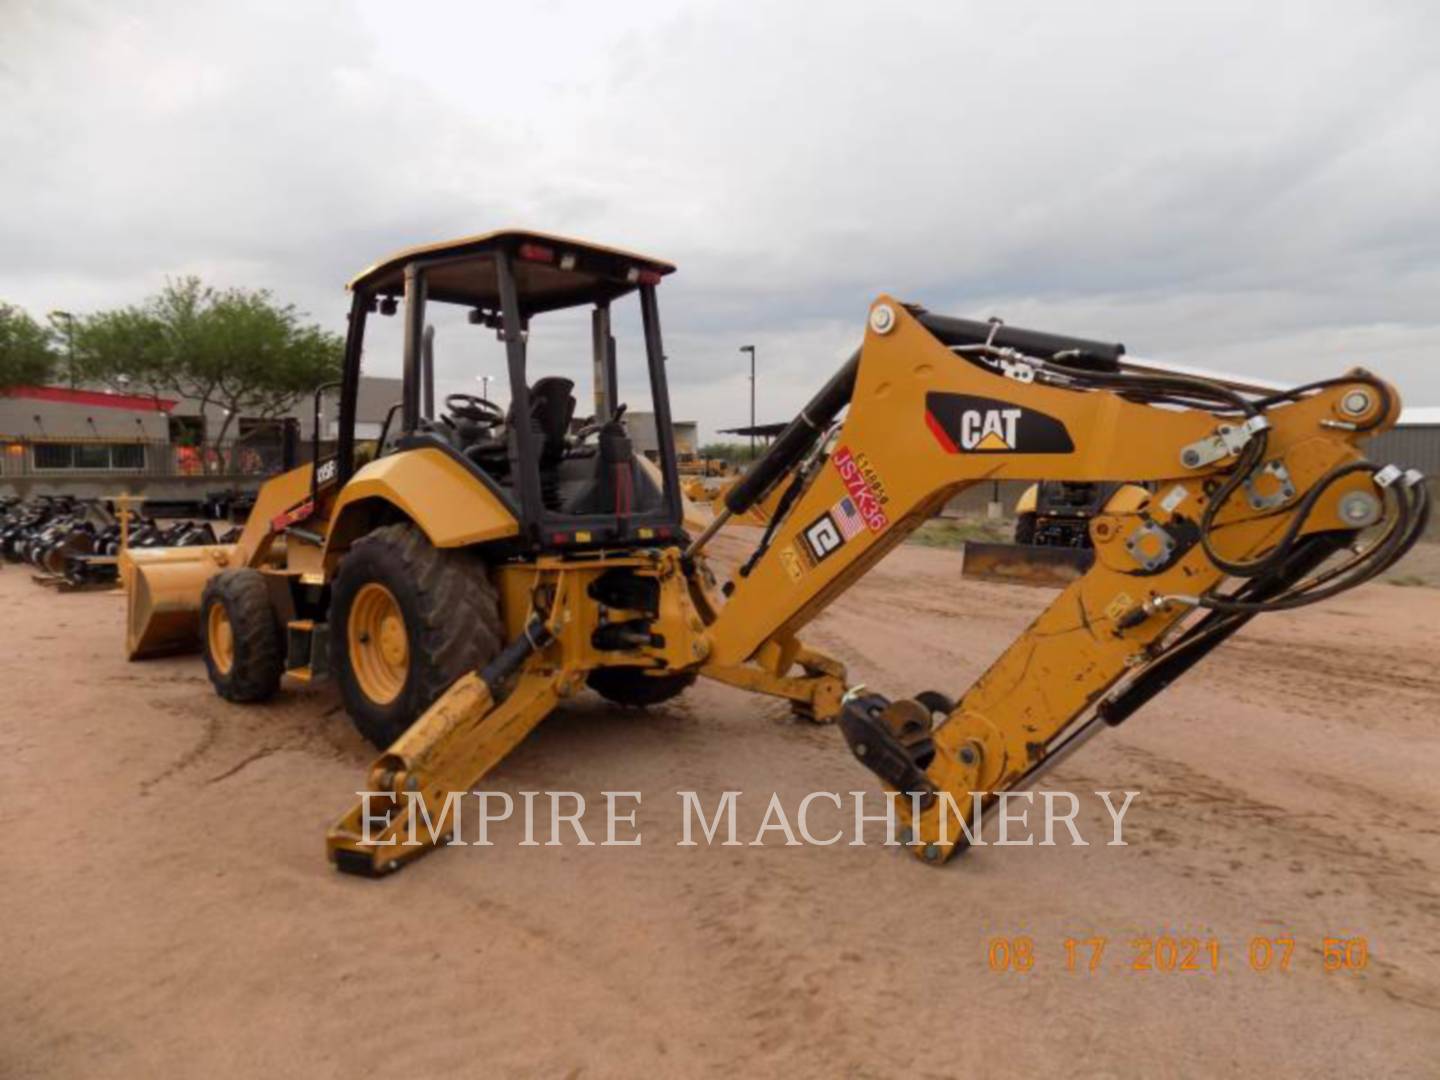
[196,286,342,452]
[69,305,170,404]
[0,303,56,390]
[69,277,344,471]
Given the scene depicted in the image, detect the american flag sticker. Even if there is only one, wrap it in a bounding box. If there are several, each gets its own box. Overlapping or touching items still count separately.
[832,496,865,540]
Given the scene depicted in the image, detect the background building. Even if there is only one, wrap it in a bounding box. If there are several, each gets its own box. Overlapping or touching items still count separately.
[0,379,705,503]
[1368,407,1440,475]
[626,411,698,460]
[0,377,399,503]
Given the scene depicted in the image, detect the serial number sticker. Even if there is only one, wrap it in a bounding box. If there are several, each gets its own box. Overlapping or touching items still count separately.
[831,445,890,532]
[1160,484,1188,513]
[984,934,1370,975]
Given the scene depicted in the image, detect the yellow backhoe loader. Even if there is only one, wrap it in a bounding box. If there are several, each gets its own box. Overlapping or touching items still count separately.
[123,230,1428,876]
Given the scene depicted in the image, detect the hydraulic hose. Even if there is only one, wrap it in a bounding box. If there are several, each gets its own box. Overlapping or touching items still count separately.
[918,313,1125,366]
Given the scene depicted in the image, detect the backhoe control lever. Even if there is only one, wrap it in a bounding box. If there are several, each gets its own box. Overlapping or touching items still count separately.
[839,692,936,807]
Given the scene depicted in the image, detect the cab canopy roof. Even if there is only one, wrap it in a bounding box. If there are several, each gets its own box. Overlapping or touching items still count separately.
[346,229,676,315]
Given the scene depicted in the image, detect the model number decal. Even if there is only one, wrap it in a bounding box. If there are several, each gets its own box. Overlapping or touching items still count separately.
[832,445,890,532]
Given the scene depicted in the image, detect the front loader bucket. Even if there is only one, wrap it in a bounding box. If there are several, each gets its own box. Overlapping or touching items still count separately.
[961,541,1094,588]
[123,544,245,659]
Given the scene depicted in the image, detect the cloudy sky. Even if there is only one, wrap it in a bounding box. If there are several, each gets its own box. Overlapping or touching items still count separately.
[3,0,1436,437]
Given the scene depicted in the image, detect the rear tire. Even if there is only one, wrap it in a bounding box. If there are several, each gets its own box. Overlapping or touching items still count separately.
[330,523,503,748]
[201,568,284,703]
[587,667,695,708]
[1014,512,1037,545]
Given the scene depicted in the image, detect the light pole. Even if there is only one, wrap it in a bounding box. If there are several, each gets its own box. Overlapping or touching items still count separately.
[739,345,756,458]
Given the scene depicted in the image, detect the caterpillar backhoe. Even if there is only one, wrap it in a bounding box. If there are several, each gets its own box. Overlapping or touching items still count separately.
[121,230,1428,876]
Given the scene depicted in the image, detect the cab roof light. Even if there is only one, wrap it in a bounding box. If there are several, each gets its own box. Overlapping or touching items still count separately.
[517,242,556,264]
[626,266,663,286]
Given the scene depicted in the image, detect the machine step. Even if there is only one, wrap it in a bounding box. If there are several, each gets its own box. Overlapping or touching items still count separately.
[286,619,330,681]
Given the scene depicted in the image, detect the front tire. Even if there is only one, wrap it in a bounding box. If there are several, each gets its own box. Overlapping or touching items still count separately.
[329,523,503,748]
[201,569,284,703]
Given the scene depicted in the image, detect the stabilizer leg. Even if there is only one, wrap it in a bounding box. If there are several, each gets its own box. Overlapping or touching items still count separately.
[327,668,564,876]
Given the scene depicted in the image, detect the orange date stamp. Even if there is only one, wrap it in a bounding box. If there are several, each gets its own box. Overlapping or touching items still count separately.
[986,934,1369,974]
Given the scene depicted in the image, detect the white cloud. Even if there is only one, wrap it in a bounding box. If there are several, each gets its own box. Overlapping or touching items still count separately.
[2,0,1436,439]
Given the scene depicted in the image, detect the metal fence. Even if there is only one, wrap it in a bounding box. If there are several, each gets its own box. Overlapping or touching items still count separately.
[0,437,295,480]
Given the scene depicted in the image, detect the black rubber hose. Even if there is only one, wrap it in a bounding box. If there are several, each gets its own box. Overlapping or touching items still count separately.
[1200,457,1390,581]
[918,313,1125,366]
[1041,361,1261,419]
[1253,373,1394,434]
[1195,432,1274,577]
[1100,531,1349,726]
[1191,475,1423,613]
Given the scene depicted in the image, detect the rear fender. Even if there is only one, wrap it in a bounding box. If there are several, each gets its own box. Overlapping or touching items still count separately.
[322,447,519,563]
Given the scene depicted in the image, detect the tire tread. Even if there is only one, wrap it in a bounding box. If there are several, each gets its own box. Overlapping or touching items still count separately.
[331,523,503,747]
[201,568,284,703]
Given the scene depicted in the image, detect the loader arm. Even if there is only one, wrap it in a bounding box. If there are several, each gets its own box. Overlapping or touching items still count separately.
[701,297,1426,862]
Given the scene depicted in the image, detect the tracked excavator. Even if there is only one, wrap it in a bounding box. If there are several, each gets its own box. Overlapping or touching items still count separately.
[122,230,1428,875]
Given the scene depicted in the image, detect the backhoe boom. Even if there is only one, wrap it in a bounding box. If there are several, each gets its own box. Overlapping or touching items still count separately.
[700,298,1424,863]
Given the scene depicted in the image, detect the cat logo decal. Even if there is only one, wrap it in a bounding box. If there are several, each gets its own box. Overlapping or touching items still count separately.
[925,393,1075,454]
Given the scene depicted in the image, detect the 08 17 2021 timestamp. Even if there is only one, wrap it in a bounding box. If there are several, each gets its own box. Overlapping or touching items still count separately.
[985,934,1370,975]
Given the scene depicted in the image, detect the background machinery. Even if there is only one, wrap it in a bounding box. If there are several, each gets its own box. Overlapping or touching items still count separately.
[1014,480,1123,547]
[961,480,1125,586]
[122,230,1427,875]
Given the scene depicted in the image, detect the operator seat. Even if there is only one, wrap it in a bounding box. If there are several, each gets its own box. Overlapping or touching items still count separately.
[463,376,577,477]
[513,376,577,467]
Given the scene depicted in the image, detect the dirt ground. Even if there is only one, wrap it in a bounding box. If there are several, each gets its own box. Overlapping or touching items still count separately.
[3,532,1439,1079]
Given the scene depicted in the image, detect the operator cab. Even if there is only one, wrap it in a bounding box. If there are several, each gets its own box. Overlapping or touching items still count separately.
[337,231,685,551]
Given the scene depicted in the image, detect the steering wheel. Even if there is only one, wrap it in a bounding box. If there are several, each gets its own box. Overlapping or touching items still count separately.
[573,402,628,442]
[445,393,505,426]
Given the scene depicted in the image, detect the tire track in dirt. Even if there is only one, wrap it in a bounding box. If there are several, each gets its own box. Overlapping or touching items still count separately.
[6,533,1440,1076]
[1057,740,1440,1014]
[134,681,367,796]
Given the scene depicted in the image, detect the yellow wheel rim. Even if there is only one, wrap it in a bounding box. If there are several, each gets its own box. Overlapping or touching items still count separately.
[208,603,234,676]
[349,582,409,705]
